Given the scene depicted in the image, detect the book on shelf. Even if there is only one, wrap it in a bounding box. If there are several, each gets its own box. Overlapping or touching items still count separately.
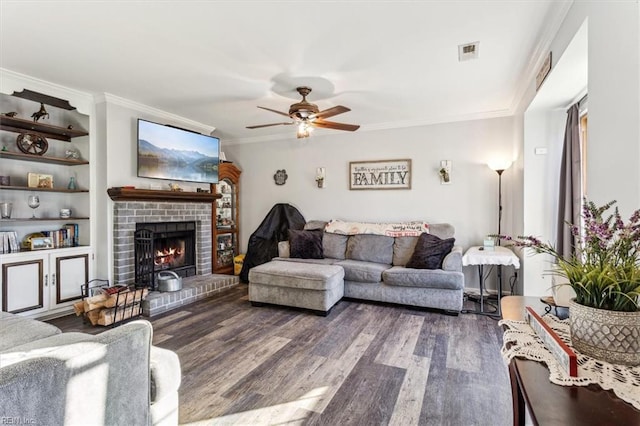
[41,223,79,248]
[0,231,20,253]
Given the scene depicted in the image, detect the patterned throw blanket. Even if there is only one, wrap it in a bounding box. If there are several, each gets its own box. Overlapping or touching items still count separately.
[324,220,429,237]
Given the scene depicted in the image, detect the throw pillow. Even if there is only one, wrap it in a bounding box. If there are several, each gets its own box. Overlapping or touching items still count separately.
[406,233,455,269]
[288,229,324,259]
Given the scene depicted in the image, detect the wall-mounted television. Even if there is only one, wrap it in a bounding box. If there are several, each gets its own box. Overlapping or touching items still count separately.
[137,119,219,184]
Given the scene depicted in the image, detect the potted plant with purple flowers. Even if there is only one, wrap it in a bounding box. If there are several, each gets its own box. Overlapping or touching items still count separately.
[496,199,640,366]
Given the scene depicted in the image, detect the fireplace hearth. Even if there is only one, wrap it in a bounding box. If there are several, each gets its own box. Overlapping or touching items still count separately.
[111,200,239,315]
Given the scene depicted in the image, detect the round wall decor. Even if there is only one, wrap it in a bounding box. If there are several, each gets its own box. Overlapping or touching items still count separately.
[16,133,49,155]
[273,169,288,185]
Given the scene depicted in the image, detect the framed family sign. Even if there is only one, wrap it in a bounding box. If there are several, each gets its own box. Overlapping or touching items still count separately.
[349,159,412,190]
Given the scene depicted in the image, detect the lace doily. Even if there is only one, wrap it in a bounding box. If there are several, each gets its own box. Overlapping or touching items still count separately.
[500,315,640,410]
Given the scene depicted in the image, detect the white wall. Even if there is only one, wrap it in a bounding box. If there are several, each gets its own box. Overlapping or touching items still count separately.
[544,2,639,217]
[514,1,639,297]
[94,101,109,279]
[225,116,517,292]
[522,109,567,295]
[583,3,639,217]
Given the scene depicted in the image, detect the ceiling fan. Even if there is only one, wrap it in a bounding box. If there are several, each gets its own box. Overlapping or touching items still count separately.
[246,86,360,138]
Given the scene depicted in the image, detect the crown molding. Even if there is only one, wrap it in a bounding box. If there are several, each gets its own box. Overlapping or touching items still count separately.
[95,92,216,135]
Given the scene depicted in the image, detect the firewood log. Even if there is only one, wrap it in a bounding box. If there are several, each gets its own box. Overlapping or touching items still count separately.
[83,293,109,312]
[73,300,85,316]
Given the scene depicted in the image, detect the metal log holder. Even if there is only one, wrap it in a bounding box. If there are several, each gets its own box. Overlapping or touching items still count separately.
[80,279,144,327]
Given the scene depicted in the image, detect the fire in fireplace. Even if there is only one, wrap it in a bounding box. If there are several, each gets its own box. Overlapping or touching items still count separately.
[155,239,185,269]
[134,221,196,290]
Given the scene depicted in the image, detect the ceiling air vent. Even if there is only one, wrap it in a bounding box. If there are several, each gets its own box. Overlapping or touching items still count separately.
[458,41,479,61]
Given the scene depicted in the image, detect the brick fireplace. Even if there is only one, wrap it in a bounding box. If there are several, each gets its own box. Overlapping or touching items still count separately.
[112,201,212,284]
[109,188,240,316]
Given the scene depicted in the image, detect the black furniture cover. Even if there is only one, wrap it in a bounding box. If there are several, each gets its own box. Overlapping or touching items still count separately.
[239,203,306,283]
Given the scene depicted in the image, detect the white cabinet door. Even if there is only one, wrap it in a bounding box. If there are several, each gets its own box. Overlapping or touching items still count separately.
[51,249,89,309]
[1,247,92,317]
[1,252,49,315]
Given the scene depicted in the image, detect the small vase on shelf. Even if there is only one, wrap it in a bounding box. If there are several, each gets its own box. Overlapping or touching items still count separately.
[67,176,77,190]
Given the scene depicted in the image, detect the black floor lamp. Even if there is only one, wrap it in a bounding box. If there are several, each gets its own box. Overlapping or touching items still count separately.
[488,160,512,244]
[488,160,512,301]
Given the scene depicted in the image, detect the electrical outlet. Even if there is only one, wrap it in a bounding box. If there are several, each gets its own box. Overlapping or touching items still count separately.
[534,147,548,155]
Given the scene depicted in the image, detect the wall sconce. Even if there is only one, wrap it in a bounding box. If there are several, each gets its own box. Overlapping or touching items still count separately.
[315,167,326,188]
[439,160,452,184]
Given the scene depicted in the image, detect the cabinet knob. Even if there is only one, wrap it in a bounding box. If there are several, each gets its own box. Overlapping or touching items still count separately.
[52,273,56,286]
[44,274,48,287]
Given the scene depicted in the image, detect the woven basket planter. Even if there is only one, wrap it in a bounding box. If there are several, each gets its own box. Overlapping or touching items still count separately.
[569,299,640,366]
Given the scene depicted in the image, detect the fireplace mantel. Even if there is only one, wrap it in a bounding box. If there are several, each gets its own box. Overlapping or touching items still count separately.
[107,187,221,203]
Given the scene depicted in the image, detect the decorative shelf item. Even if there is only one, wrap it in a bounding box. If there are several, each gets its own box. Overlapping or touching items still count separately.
[107,187,221,203]
[16,133,48,155]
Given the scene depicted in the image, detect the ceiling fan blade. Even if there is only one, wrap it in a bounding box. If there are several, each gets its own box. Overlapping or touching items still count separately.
[257,106,291,117]
[311,105,350,120]
[246,122,294,129]
[311,119,360,132]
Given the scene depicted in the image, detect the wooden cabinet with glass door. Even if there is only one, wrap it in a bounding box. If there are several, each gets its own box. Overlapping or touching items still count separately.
[211,162,241,274]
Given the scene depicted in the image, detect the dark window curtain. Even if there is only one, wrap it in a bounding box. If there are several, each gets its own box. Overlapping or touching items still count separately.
[556,103,582,259]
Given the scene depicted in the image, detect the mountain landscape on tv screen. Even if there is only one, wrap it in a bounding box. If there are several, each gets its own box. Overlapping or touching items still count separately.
[138,139,218,183]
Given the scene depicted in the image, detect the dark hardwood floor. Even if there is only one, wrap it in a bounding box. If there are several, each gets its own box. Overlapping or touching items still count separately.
[49,285,512,425]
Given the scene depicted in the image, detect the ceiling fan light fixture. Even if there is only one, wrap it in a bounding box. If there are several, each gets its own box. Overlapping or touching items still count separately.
[248,85,359,138]
[297,122,311,139]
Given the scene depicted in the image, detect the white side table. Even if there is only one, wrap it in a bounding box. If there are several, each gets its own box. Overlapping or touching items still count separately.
[462,246,520,317]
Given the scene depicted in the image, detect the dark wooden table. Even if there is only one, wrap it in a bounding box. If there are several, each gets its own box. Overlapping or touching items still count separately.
[501,296,640,426]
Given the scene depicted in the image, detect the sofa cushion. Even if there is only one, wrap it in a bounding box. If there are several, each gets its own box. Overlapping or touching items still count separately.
[346,234,394,264]
[0,312,61,352]
[393,236,419,266]
[323,233,348,260]
[150,346,181,403]
[335,259,390,283]
[249,261,344,291]
[1,332,90,361]
[406,233,455,269]
[442,246,463,272]
[289,229,324,259]
[383,266,465,290]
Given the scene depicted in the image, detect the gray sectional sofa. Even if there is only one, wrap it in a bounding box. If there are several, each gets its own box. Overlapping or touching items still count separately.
[249,221,464,315]
[0,312,181,426]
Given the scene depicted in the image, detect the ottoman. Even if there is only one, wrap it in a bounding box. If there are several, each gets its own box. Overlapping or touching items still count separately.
[248,260,345,315]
